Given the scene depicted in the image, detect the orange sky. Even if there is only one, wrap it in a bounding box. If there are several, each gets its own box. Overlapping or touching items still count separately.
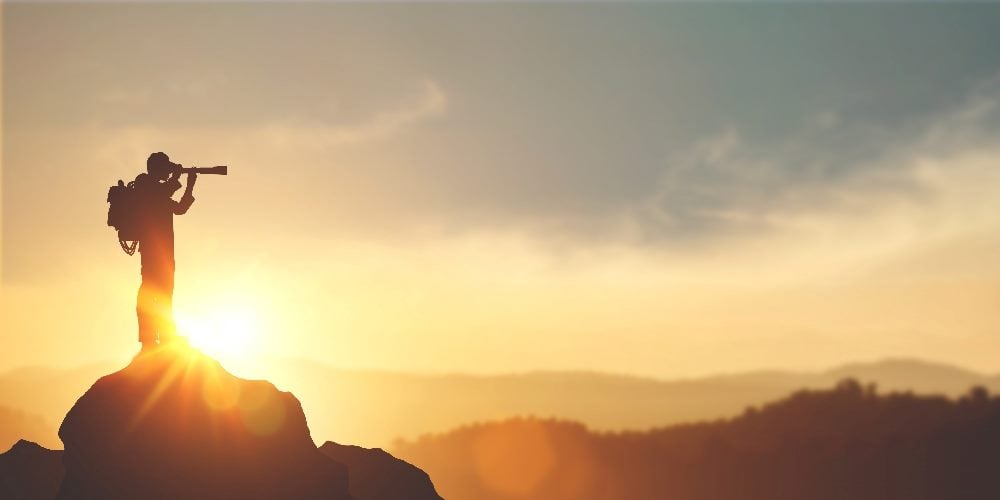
[3,3,1000,377]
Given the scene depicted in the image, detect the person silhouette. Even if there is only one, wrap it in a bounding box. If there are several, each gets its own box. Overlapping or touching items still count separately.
[135,152,197,352]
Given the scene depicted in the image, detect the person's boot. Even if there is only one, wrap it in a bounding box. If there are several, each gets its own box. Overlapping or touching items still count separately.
[159,319,188,348]
[139,340,158,354]
[159,328,176,346]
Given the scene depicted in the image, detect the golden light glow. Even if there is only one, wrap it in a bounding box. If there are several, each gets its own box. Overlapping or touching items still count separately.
[175,303,262,368]
[474,419,556,495]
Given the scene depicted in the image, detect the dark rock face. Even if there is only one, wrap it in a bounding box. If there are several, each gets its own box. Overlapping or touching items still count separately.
[57,346,351,500]
[320,442,443,500]
[0,440,64,500]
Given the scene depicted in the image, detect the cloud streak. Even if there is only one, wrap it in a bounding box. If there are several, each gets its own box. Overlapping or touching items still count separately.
[622,77,1000,253]
[257,78,447,150]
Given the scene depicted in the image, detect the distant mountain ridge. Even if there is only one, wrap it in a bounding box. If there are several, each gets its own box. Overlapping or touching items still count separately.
[2,358,997,451]
[825,358,990,393]
[0,406,59,452]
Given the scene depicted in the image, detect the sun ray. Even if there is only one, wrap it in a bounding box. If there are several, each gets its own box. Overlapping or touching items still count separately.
[174,302,263,369]
[127,346,199,432]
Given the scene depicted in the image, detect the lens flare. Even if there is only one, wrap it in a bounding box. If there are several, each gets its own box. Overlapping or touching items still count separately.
[175,304,261,367]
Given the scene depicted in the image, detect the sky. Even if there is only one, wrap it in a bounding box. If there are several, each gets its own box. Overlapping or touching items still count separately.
[2,3,1000,378]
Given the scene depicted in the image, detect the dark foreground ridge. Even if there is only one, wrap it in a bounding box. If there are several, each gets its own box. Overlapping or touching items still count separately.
[1,345,442,500]
[321,442,440,500]
[0,440,63,500]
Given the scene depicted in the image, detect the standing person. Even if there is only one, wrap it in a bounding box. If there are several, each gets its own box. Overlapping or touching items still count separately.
[135,152,197,351]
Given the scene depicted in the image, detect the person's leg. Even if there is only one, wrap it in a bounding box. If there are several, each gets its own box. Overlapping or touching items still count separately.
[137,271,157,350]
[156,261,178,344]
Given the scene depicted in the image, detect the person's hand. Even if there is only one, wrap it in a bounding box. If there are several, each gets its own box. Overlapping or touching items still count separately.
[187,172,198,184]
[169,165,182,181]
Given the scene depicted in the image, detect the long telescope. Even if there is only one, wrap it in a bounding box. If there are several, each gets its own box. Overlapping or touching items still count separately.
[178,165,228,175]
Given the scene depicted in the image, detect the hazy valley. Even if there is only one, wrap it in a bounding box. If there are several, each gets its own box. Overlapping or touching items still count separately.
[3,357,997,452]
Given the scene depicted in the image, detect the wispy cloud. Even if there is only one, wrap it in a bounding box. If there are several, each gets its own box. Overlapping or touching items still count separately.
[86,77,447,174]
[631,77,1000,235]
[258,78,447,149]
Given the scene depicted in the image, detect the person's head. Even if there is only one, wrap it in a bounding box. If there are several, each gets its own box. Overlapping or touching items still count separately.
[147,152,176,181]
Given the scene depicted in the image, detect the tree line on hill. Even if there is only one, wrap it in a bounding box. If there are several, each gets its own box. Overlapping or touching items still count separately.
[394,380,1000,500]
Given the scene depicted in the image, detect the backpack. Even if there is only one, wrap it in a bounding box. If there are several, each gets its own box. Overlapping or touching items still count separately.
[107,175,145,255]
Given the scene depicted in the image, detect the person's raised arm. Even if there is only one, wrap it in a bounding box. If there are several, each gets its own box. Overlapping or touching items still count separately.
[160,168,183,197]
[172,172,197,215]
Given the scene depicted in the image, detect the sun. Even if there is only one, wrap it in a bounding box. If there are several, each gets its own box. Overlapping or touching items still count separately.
[174,304,261,365]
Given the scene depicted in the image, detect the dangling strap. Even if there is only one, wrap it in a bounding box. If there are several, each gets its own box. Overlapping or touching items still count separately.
[120,239,138,256]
